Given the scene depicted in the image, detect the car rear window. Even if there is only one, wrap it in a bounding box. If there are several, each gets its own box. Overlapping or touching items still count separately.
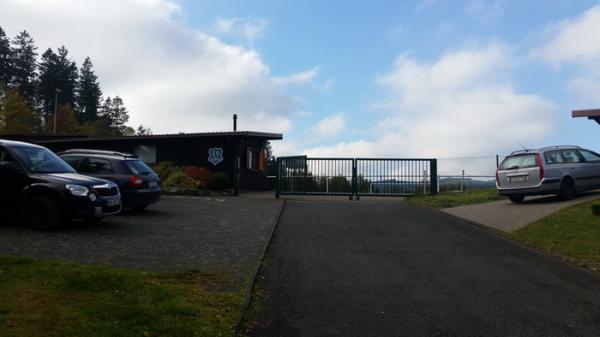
[126,160,154,175]
[500,154,537,170]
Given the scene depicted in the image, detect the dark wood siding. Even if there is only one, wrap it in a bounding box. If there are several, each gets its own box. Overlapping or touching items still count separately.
[37,135,271,190]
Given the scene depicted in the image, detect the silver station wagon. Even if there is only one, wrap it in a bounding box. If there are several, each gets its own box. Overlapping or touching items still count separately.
[496,145,600,203]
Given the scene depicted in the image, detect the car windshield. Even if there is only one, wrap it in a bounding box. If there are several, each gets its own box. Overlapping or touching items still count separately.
[500,154,537,170]
[125,160,154,175]
[12,146,76,173]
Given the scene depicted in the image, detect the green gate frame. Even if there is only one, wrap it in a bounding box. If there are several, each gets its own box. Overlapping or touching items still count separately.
[275,156,437,199]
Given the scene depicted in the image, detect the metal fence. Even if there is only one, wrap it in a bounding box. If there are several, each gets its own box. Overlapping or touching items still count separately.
[275,156,437,199]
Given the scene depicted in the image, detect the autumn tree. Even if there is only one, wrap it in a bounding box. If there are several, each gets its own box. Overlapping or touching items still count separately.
[0,90,39,134]
[46,103,78,134]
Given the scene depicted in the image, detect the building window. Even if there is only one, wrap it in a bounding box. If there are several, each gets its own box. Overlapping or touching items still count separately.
[247,148,260,171]
[134,145,157,164]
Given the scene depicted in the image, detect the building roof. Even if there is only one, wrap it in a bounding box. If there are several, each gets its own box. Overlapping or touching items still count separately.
[572,109,600,125]
[34,131,283,144]
[572,109,600,118]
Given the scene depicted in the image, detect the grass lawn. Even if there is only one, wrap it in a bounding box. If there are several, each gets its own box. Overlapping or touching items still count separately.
[407,188,505,209]
[514,199,600,272]
[0,256,244,337]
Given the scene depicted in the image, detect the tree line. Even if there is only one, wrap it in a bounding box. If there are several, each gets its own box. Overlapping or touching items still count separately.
[0,26,151,136]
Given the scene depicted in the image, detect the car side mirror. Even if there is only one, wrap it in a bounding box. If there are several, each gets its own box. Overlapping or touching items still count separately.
[0,161,20,173]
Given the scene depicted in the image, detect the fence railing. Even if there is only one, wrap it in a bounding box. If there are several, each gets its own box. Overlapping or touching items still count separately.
[275,156,437,199]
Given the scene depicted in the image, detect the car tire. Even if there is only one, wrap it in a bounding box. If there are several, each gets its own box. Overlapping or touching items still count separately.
[508,195,525,203]
[28,195,61,230]
[558,177,577,200]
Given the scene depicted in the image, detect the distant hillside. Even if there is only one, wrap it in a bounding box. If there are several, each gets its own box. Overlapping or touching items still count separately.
[439,177,495,189]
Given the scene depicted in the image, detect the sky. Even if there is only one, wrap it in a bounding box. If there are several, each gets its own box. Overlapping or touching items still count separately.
[1,0,600,175]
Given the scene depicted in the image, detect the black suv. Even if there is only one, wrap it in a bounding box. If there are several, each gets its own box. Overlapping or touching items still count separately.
[58,149,161,210]
[0,140,121,229]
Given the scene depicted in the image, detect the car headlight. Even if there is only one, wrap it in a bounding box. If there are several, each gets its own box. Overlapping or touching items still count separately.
[66,184,89,197]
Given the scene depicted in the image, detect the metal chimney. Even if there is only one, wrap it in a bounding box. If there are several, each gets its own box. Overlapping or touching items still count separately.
[233,114,238,132]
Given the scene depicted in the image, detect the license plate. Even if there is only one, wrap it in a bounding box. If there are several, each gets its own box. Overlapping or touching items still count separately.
[148,181,158,187]
[509,176,527,183]
[106,198,120,206]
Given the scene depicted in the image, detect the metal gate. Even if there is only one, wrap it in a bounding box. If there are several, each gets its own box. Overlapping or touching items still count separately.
[276,156,437,199]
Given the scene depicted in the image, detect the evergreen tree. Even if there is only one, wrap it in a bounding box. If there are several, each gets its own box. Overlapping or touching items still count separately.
[0,91,40,134]
[56,46,78,105]
[38,46,78,122]
[99,96,130,135]
[76,57,102,123]
[10,31,37,104]
[0,26,11,87]
[38,48,59,117]
[136,125,152,135]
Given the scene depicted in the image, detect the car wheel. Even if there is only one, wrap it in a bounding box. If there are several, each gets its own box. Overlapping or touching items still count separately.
[29,195,61,230]
[508,195,525,203]
[558,177,577,200]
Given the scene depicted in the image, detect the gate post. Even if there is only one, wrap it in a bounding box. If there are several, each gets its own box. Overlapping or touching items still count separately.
[275,158,281,198]
[352,159,358,200]
[430,159,438,195]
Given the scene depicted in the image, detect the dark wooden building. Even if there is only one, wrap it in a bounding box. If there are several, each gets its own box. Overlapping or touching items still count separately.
[6,132,282,191]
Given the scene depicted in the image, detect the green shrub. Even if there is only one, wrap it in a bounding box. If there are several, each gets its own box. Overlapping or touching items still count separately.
[162,169,200,190]
[592,204,600,216]
[151,161,177,181]
[210,172,229,191]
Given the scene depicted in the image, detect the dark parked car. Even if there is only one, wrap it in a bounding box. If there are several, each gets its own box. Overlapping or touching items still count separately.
[58,149,161,210]
[0,140,121,229]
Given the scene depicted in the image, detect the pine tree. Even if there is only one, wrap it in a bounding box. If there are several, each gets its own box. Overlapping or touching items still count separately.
[76,57,102,123]
[0,90,40,134]
[10,31,37,104]
[38,46,78,125]
[38,48,60,117]
[56,46,78,106]
[99,96,130,136]
[0,26,12,87]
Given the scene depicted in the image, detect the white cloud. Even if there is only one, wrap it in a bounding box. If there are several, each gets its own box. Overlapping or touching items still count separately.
[466,0,505,24]
[272,67,319,86]
[0,0,304,134]
[535,6,600,66]
[303,44,557,175]
[534,5,600,106]
[214,17,268,44]
[311,113,346,139]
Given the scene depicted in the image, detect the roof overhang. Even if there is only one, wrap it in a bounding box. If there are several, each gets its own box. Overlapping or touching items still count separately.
[572,109,600,125]
[37,131,283,144]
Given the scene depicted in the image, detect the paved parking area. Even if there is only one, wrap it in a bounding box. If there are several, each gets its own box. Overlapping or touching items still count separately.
[442,192,600,232]
[0,195,283,280]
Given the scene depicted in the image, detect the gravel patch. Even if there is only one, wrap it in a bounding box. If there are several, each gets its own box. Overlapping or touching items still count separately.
[0,195,283,280]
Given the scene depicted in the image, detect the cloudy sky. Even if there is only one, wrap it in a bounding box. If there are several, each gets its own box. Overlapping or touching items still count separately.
[1,0,599,174]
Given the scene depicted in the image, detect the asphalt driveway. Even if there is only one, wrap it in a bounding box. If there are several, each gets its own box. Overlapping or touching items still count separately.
[0,195,283,281]
[251,200,600,337]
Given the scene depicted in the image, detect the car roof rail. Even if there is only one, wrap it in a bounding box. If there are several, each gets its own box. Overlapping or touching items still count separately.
[509,149,538,155]
[59,149,138,158]
[539,145,582,151]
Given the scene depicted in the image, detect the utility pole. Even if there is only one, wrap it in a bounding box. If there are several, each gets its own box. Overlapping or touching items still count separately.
[53,88,61,134]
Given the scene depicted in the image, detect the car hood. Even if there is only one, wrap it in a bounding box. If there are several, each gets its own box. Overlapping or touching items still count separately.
[30,172,111,186]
